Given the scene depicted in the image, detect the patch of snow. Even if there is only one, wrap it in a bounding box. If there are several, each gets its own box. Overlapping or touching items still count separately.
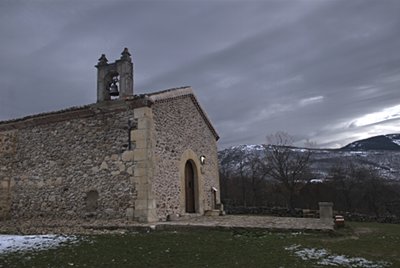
[318,255,389,268]
[291,148,308,153]
[296,247,329,261]
[285,244,390,268]
[342,151,368,157]
[385,134,400,145]
[243,144,264,151]
[285,244,301,250]
[290,232,303,236]
[0,235,79,254]
[390,139,400,147]
[310,179,324,183]
[348,151,367,156]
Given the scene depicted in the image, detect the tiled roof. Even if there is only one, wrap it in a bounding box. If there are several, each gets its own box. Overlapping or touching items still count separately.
[0,87,219,141]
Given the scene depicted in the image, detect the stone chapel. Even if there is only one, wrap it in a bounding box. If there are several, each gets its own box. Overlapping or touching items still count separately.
[0,48,221,223]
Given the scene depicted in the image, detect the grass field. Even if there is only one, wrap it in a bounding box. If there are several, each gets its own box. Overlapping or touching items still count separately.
[0,222,399,268]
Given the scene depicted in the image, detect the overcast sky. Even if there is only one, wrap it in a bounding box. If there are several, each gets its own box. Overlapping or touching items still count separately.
[1,0,400,149]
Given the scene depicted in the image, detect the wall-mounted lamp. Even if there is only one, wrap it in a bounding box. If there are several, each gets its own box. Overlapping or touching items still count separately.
[200,155,206,165]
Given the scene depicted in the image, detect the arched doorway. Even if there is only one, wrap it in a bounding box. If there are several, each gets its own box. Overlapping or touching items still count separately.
[185,161,196,213]
[179,149,205,215]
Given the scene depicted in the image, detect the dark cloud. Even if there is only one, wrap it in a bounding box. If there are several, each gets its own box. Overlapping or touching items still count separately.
[1,0,400,149]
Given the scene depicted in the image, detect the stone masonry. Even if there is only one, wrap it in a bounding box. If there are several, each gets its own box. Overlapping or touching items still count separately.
[0,101,138,220]
[0,48,221,223]
[150,88,220,220]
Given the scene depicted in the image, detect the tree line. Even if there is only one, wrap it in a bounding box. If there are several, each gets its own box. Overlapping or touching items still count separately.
[220,131,400,218]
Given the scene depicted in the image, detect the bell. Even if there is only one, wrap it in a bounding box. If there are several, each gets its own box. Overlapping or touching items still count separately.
[109,83,119,96]
[108,78,119,96]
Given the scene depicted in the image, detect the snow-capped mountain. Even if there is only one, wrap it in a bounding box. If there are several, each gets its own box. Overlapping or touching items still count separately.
[342,134,400,151]
[219,134,400,181]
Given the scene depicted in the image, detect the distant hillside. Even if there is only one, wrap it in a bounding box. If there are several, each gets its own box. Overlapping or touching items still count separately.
[342,134,400,151]
[219,134,400,181]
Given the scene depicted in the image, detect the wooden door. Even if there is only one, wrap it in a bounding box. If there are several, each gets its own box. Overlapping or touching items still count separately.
[185,161,195,213]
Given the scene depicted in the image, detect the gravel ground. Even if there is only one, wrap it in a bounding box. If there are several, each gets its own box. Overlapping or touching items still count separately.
[0,215,334,235]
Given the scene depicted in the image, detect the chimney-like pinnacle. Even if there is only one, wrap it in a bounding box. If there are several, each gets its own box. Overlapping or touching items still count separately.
[96,54,108,67]
[120,48,131,61]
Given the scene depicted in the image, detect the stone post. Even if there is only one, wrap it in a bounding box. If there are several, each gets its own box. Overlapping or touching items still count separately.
[95,54,110,102]
[117,48,134,98]
[319,202,333,222]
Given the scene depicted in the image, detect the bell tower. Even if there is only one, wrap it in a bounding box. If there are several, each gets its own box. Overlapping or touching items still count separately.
[95,48,134,102]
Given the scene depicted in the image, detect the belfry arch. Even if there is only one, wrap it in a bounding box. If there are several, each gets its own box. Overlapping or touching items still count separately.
[95,48,133,102]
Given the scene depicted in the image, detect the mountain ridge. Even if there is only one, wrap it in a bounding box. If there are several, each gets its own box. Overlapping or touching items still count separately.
[218,133,400,181]
[342,134,400,151]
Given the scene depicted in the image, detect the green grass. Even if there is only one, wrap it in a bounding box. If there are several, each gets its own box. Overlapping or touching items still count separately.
[1,222,399,268]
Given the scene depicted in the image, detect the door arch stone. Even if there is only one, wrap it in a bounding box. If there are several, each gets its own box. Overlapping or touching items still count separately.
[185,160,196,213]
[179,149,204,215]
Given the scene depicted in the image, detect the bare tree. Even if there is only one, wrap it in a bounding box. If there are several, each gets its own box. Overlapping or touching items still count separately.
[219,146,247,206]
[246,153,268,206]
[329,160,359,212]
[226,146,249,207]
[304,139,318,149]
[264,131,312,211]
[238,157,248,207]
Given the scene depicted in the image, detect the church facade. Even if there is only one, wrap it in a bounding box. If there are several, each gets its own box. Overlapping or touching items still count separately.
[0,48,221,222]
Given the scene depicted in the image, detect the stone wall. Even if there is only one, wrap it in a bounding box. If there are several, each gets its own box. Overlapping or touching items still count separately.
[152,95,220,220]
[0,130,17,219]
[0,89,220,223]
[0,178,11,220]
[0,102,138,220]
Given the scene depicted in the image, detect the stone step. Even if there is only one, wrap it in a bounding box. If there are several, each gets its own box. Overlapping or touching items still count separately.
[204,210,220,216]
[167,213,202,221]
